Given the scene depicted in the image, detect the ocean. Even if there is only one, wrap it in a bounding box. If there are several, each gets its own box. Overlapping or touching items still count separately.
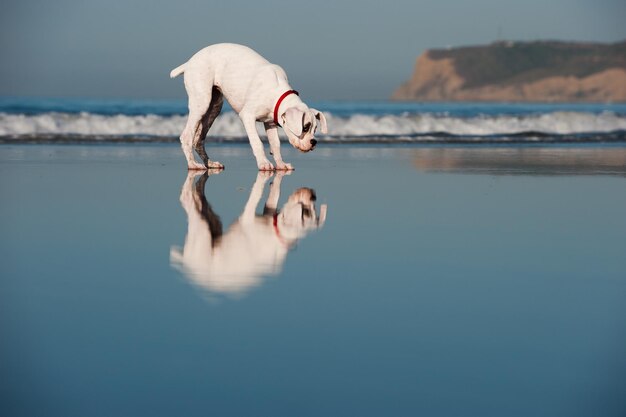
[1,97,626,144]
[2,98,626,417]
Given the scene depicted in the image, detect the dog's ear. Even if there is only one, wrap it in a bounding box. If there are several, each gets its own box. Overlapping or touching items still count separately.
[311,109,328,134]
[318,204,327,227]
[282,108,303,136]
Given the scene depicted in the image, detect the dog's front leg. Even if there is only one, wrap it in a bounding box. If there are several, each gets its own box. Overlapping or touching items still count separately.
[240,113,274,171]
[264,122,293,171]
[265,171,286,212]
[241,172,272,222]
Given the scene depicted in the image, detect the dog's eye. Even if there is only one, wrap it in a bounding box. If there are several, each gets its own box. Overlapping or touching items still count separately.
[303,123,311,133]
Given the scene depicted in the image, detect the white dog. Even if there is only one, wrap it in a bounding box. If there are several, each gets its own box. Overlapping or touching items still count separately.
[170,171,327,296]
[170,43,328,171]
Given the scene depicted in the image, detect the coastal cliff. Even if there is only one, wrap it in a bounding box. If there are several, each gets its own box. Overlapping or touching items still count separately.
[392,40,626,102]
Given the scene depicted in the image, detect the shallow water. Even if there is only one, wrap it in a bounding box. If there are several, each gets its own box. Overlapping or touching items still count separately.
[1,144,625,417]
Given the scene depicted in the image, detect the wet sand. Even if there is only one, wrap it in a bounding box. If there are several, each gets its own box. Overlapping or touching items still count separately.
[1,143,625,417]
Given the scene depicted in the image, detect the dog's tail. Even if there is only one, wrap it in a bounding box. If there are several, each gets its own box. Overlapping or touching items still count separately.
[169,63,186,79]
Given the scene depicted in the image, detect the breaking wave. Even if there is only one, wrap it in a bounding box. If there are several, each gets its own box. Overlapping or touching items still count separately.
[1,110,626,143]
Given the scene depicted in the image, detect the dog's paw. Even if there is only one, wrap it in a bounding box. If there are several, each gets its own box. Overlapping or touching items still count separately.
[258,160,275,171]
[206,168,224,176]
[275,162,294,171]
[258,171,274,180]
[188,161,207,171]
[207,160,224,169]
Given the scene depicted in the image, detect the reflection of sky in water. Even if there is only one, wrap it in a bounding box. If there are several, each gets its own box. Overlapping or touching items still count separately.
[1,144,625,417]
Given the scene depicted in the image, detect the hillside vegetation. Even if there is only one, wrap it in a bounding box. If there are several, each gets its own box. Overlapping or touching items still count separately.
[392,41,626,102]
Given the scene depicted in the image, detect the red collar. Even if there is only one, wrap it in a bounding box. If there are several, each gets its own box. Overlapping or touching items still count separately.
[273,213,290,247]
[273,90,299,125]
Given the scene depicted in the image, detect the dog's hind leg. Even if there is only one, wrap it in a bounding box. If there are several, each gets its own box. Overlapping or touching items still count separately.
[180,113,210,170]
[193,172,223,243]
[180,73,218,170]
[194,87,224,169]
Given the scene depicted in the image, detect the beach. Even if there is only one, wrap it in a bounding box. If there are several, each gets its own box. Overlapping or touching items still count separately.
[2,142,625,416]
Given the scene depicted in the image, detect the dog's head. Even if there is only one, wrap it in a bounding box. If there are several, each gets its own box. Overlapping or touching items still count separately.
[276,187,327,241]
[281,107,328,152]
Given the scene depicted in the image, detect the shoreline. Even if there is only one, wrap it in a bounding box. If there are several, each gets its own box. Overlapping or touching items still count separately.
[2,142,625,177]
[2,133,626,145]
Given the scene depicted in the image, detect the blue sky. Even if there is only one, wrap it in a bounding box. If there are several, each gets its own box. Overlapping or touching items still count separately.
[1,0,624,100]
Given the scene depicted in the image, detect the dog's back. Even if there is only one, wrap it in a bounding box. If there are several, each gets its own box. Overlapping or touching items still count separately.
[170,43,270,80]
[171,43,282,112]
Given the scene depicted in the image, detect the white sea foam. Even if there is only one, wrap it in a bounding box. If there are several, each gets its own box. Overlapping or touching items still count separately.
[0,112,244,137]
[325,111,626,136]
[1,111,625,139]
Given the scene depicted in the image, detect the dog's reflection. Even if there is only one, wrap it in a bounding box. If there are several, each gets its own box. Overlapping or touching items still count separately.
[170,171,327,297]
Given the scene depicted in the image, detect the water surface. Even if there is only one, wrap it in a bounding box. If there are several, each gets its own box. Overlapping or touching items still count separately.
[1,144,625,417]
